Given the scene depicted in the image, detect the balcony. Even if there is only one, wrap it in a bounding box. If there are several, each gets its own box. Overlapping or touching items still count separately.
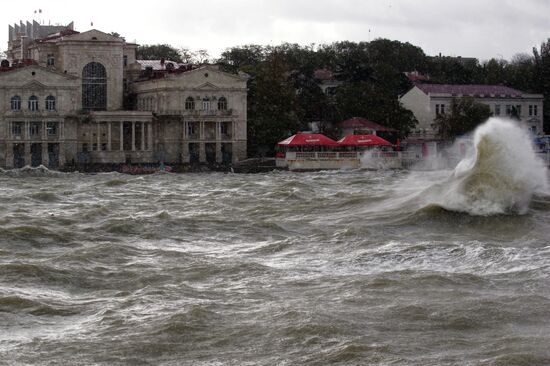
[180,109,234,117]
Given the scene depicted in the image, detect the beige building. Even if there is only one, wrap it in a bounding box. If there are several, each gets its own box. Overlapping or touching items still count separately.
[400,84,544,139]
[133,65,248,164]
[1,21,247,169]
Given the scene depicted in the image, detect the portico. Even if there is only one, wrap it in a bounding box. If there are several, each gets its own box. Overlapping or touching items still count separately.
[82,111,154,164]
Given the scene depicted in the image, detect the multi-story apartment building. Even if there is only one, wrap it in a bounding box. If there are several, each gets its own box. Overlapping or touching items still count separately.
[400,84,544,139]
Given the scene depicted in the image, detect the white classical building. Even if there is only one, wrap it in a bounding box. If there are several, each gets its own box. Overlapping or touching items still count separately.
[400,84,544,139]
[133,65,248,164]
[0,20,247,169]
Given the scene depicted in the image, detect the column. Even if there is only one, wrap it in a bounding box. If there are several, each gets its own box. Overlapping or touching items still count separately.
[215,122,221,163]
[58,143,65,167]
[148,122,153,151]
[216,142,222,163]
[89,123,94,150]
[182,139,189,163]
[6,143,14,168]
[24,122,29,140]
[96,122,100,151]
[119,121,124,151]
[42,143,49,167]
[42,121,47,140]
[107,122,112,151]
[131,122,136,151]
[141,122,145,151]
[24,142,31,167]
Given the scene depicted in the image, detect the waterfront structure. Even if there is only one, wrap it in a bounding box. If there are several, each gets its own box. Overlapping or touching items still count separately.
[133,64,248,164]
[400,84,544,139]
[1,20,247,169]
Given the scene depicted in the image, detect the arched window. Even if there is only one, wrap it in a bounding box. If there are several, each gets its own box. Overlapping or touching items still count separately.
[45,95,56,111]
[10,96,21,111]
[202,97,210,111]
[185,97,195,110]
[82,62,107,111]
[28,95,39,111]
[218,97,227,110]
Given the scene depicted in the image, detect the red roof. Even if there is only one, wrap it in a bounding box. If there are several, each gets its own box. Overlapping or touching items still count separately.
[415,83,524,98]
[278,133,339,147]
[339,117,397,132]
[338,134,392,147]
[313,68,336,81]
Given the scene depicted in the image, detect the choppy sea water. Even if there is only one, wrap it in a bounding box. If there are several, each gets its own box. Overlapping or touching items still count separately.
[1,166,550,366]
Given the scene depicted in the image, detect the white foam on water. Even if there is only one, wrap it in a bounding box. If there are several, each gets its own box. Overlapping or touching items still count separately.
[425,118,548,215]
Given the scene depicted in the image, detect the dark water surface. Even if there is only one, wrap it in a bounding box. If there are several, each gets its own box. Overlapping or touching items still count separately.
[1,168,550,365]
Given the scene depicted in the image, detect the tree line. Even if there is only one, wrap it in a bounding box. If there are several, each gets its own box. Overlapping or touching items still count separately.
[139,38,550,156]
[3,38,548,156]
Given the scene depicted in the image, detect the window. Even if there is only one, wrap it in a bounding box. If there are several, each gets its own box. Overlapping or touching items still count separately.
[516,105,522,116]
[82,62,107,111]
[218,97,227,110]
[45,95,56,111]
[202,97,210,111]
[185,97,195,110]
[47,54,55,66]
[11,122,23,136]
[123,55,128,67]
[529,105,538,116]
[435,104,445,115]
[82,143,89,152]
[29,122,41,136]
[28,95,39,111]
[46,122,58,135]
[188,123,196,136]
[221,122,231,136]
[506,105,512,115]
[10,96,21,111]
[495,104,501,116]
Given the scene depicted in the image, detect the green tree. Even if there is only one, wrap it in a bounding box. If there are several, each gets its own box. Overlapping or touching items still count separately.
[247,52,301,156]
[506,53,536,92]
[136,44,183,63]
[533,39,550,133]
[217,45,265,74]
[333,82,417,138]
[432,97,493,139]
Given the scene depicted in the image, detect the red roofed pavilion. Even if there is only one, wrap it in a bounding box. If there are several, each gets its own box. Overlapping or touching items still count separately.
[277,133,339,147]
[338,134,392,147]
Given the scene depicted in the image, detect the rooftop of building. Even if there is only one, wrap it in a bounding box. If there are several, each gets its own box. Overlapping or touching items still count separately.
[415,83,527,98]
[339,117,397,132]
[137,59,188,71]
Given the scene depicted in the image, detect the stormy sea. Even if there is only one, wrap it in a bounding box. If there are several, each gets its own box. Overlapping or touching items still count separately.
[1,119,550,366]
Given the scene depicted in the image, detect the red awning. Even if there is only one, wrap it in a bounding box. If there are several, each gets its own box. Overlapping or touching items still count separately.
[337,134,392,146]
[278,133,339,147]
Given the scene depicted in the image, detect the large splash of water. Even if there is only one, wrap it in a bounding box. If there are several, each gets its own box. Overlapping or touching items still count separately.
[425,118,548,215]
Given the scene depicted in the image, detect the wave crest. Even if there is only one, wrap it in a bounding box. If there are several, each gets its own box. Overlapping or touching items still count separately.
[426,118,548,215]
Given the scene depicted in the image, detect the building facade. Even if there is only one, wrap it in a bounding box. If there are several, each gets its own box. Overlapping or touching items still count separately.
[400,84,544,139]
[133,65,248,164]
[0,21,247,169]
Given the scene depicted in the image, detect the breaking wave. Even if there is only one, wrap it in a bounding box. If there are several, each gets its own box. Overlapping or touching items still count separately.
[423,118,548,215]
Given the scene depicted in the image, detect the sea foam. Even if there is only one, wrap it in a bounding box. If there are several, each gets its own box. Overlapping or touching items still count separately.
[428,118,548,215]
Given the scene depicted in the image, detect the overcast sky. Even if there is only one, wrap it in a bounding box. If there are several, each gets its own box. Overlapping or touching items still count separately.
[1,0,549,61]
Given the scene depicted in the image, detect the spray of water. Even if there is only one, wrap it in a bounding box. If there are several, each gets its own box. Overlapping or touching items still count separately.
[423,118,548,215]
